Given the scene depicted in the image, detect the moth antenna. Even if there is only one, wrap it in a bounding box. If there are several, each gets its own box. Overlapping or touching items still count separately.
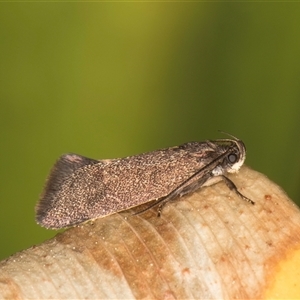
[217,130,240,141]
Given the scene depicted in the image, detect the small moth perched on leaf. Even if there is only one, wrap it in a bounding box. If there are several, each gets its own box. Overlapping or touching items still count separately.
[36,134,254,229]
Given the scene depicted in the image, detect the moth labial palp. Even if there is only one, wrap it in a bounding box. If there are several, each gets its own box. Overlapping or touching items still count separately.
[35,134,253,230]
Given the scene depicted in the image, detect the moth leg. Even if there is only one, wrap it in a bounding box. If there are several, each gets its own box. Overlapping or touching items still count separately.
[157,203,165,217]
[220,175,255,205]
[134,174,254,217]
[132,197,168,216]
[133,172,212,216]
[134,196,174,217]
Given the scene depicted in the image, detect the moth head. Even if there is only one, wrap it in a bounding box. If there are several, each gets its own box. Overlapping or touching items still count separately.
[225,139,246,173]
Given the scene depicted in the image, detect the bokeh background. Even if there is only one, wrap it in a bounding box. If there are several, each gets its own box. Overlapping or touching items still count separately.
[1,3,300,261]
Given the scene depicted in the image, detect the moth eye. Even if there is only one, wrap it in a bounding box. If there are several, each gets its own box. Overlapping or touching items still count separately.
[228,153,238,163]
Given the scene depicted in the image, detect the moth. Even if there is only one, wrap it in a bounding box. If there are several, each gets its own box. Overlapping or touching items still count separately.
[36,134,253,229]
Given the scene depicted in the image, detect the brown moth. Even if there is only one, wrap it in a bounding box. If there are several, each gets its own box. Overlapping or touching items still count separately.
[36,135,253,229]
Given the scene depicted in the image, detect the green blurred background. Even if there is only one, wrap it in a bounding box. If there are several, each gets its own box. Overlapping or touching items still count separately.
[1,3,300,261]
